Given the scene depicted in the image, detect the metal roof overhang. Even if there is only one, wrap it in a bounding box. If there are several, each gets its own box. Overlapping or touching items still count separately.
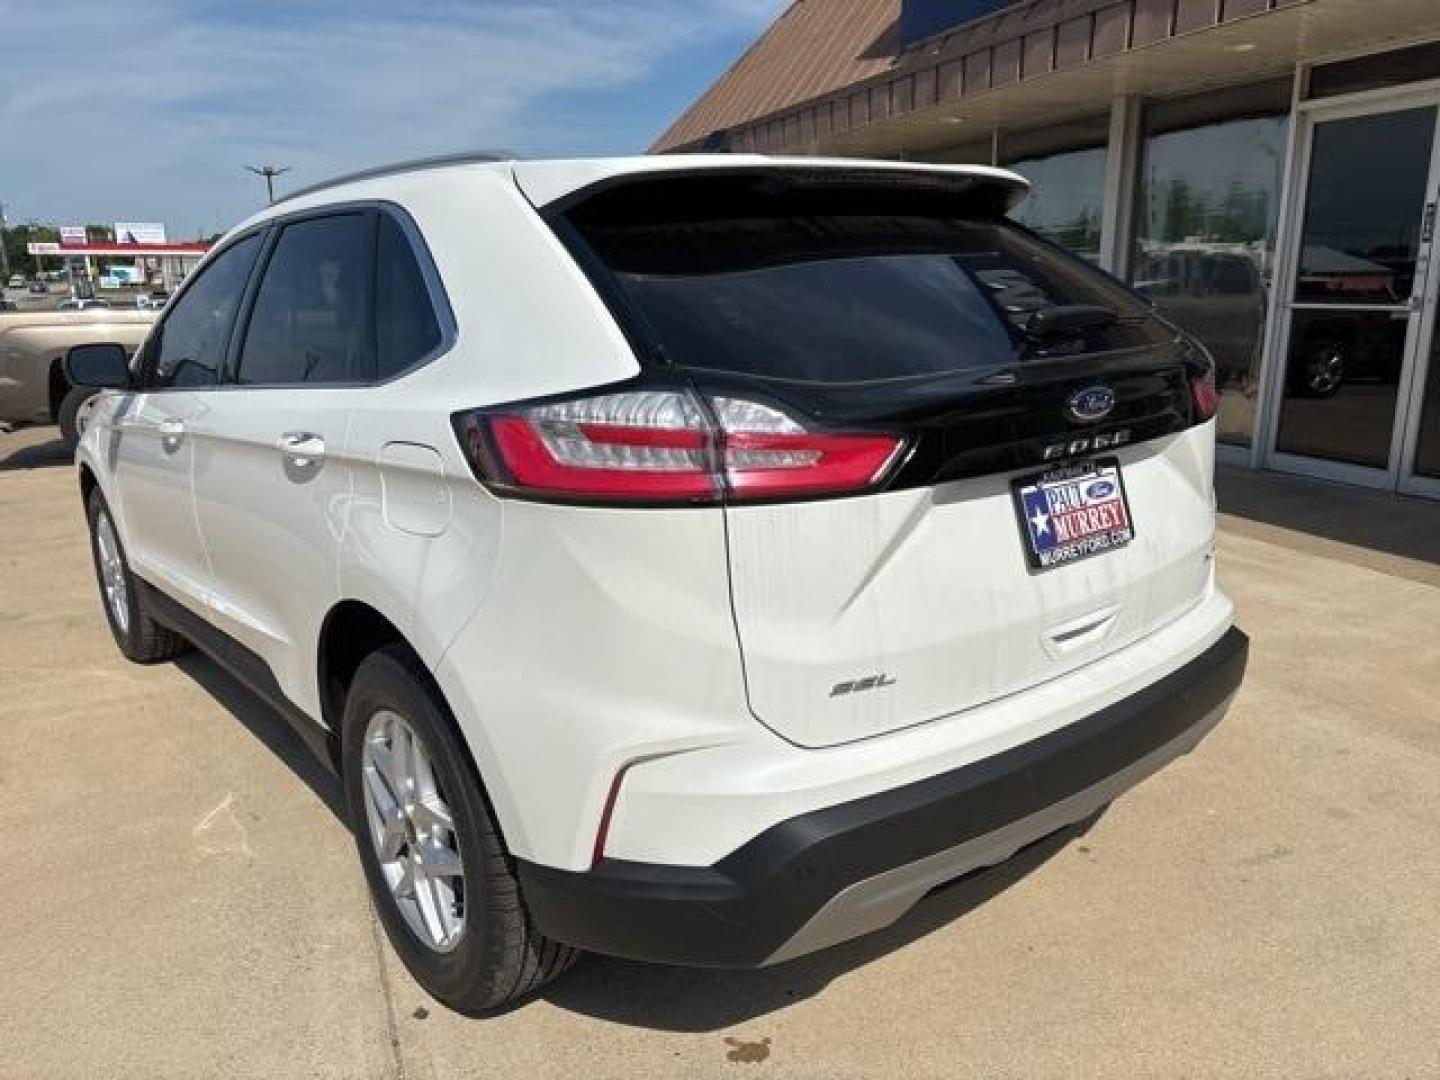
[717,0,1440,159]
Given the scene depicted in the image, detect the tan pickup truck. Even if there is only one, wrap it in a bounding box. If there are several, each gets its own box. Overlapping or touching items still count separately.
[0,308,155,450]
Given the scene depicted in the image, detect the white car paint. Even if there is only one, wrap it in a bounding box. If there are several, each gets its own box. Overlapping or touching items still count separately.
[76,153,1235,887]
[727,424,1216,747]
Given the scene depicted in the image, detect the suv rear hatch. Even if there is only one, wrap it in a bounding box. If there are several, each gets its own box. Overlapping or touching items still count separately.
[541,165,1218,748]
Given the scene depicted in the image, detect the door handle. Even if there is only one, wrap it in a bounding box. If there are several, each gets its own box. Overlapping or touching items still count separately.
[157,418,186,452]
[279,431,326,470]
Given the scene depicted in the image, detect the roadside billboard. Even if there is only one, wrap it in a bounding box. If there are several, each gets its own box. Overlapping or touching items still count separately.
[113,222,166,245]
[59,225,87,245]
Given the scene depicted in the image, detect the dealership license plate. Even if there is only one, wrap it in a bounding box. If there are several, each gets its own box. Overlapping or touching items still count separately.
[1013,458,1135,570]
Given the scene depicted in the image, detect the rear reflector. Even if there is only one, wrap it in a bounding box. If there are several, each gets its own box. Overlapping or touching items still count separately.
[1191,369,1219,423]
[457,389,903,504]
[591,764,632,867]
[1183,335,1220,423]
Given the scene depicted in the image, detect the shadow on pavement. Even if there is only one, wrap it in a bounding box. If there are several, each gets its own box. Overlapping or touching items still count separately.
[174,651,347,822]
[170,642,1103,1031]
[541,812,1101,1033]
[1217,464,1440,570]
[0,432,71,471]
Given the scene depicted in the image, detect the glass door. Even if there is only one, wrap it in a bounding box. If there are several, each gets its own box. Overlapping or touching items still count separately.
[1266,100,1440,488]
[1400,223,1440,496]
[1406,332,1440,494]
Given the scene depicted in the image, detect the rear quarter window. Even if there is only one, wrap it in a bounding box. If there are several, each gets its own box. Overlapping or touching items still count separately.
[375,213,442,380]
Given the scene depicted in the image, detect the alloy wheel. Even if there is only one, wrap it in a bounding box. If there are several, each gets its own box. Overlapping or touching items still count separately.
[361,709,466,952]
[94,510,130,634]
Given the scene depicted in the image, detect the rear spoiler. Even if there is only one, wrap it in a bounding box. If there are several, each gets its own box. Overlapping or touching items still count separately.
[511,155,1030,216]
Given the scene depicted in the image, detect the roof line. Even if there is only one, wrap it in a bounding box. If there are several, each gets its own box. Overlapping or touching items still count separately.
[275,151,518,204]
[650,0,804,152]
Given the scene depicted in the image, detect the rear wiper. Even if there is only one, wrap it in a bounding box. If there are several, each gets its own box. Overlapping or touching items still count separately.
[1022,304,1118,348]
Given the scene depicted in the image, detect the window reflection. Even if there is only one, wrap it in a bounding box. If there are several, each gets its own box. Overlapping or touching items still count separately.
[1276,309,1406,469]
[1293,108,1435,304]
[1130,115,1288,448]
[1413,334,1440,479]
[1007,146,1106,261]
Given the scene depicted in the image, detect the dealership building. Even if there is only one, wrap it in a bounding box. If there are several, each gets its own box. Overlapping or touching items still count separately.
[655,0,1440,499]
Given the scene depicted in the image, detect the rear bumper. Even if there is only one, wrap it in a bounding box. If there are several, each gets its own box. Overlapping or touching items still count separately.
[517,625,1247,967]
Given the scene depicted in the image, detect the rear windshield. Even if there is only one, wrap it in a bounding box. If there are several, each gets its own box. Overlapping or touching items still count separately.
[564,177,1168,384]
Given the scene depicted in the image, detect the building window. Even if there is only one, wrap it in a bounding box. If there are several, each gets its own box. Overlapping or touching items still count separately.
[1005,146,1107,261]
[1130,110,1289,448]
[1307,41,1440,102]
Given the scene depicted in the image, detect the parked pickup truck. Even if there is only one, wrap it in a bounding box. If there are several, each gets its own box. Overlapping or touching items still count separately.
[0,308,155,449]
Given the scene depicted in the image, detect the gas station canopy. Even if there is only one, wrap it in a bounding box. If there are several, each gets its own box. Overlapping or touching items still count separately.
[26,240,210,258]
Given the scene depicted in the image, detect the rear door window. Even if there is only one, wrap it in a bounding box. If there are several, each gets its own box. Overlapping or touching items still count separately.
[567,187,1167,383]
[236,213,375,386]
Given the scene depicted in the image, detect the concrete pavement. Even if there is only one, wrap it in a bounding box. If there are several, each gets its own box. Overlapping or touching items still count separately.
[2,425,1438,1079]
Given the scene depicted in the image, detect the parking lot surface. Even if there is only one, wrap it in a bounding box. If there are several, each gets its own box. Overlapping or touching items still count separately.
[2,425,1438,1079]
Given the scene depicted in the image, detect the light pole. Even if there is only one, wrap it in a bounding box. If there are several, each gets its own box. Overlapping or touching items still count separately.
[0,202,10,281]
[245,165,291,205]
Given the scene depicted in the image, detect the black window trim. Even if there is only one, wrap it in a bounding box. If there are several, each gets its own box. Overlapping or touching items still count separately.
[226,206,379,389]
[220,222,283,385]
[135,226,269,391]
[137,198,456,393]
[371,202,456,384]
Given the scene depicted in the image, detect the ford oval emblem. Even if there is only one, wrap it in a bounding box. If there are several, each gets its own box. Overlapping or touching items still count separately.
[1066,385,1116,424]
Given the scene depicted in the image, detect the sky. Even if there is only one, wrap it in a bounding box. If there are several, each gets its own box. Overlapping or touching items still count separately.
[0,0,784,237]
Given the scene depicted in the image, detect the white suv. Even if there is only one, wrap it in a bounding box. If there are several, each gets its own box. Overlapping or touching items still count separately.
[68,154,1247,1013]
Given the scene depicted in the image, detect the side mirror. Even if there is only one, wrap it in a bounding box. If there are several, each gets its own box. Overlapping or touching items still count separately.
[66,343,133,389]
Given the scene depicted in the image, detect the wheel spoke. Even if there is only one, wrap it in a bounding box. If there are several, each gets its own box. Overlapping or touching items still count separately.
[414,837,463,878]
[363,768,406,861]
[394,854,418,900]
[415,875,449,945]
[401,724,422,801]
[367,731,407,805]
[410,796,453,833]
[433,876,463,942]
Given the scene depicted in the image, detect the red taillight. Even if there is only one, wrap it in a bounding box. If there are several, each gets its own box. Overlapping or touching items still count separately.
[488,415,715,500]
[456,389,902,504]
[1183,337,1220,423]
[1191,369,1219,422]
[724,430,904,498]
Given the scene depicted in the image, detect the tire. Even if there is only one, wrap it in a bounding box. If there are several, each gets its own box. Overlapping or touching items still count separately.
[342,646,578,1014]
[85,489,190,663]
[59,384,100,452]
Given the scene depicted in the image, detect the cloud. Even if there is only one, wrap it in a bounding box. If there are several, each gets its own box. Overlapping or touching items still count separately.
[0,0,784,233]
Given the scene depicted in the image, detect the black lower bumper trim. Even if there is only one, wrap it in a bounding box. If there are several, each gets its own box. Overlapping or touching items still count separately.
[518,626,1248,967]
